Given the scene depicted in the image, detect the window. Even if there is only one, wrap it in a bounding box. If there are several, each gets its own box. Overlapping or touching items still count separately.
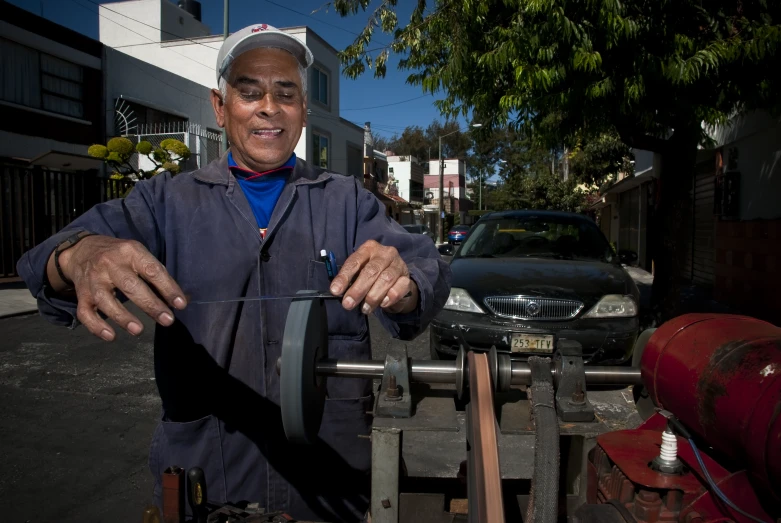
[389,167,394,174]
[0,38,85,119]
[311,66,328,105]
[312,132,329,169]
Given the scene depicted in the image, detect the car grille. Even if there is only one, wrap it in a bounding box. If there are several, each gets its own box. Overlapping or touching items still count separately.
[483,295,584,320]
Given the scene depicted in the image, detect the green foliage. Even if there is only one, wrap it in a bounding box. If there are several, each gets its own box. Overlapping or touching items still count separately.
[162,161,181,174]
[336,0,781,149]
[491,171,590,213]
[88,137,191,193]
[88,144,108,159]
[107,137,134,156]
[569,132,634,188]
[376,118,474,161]
[106,152,124,163]
[160,138,191,159]
[136,141,153,155]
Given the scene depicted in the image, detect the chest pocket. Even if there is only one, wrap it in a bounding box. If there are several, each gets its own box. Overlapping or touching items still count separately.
[307,259,368,340]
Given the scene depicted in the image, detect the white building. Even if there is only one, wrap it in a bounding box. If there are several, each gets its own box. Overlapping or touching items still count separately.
[98,0,364,177]
[425,158,469,200]
[104,46,221,172]
[386,155,425,205]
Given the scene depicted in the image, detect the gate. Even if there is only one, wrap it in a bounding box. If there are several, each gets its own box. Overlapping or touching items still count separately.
[0,164,131,278]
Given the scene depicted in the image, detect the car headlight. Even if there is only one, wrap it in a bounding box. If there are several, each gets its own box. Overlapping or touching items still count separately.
[444,288,485,314]
[582,295,638,318]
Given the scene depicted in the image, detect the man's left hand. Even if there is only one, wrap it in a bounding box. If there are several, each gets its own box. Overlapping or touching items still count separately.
[329,240,419,315]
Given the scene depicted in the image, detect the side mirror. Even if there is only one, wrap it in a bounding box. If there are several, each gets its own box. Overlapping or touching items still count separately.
[438,244,455,256]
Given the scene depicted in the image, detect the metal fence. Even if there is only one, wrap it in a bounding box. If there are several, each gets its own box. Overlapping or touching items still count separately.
[0,164,131,278]
[125,122,223,173]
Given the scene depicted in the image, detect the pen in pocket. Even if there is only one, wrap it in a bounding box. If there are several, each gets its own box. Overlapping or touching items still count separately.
[320,249,337,281]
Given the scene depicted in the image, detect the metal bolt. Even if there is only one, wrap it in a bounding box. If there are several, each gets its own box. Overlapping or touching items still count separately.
[571,381,585,404]
[637,489,660,503]
[381,498,391,509]
[385,374,401,400]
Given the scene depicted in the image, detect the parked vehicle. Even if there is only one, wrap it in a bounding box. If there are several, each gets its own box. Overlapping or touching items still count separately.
[402,224,436,242]
[430,210,640,364]
[447,225,471,245]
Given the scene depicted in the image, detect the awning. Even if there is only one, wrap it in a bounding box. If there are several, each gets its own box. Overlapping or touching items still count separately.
[29,150,103,171]
[377,193,409,204]
[602,167,656,195]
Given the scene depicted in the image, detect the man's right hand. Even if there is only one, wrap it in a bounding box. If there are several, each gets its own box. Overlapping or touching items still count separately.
[47,235,187,341]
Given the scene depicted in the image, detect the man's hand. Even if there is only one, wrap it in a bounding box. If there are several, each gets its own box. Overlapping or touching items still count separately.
[47,235,187,341]
[329,240,419,315]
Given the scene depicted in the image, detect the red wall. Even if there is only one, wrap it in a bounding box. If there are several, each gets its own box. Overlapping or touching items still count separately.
[714,219,781,325]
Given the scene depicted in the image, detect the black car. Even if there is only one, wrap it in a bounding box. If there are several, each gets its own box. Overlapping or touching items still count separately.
[430,210,640,364]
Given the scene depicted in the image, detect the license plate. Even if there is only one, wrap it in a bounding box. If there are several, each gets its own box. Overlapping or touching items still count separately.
[511,333,554,353]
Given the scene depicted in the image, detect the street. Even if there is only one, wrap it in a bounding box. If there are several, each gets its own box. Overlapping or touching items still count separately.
[0,306,429,523]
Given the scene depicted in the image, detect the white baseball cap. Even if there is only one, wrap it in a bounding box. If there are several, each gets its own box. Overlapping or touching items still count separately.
[216,23,314,83]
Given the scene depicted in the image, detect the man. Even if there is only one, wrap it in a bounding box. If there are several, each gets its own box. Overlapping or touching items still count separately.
[16,24,451,522]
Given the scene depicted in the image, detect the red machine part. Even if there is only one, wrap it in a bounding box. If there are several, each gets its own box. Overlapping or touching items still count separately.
[588,428,774,522]
[639,313,781,507]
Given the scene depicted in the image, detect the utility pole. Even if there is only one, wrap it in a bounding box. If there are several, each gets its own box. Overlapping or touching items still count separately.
[479,169,482,211]
[438,135,444,243]
[221,0,230,153]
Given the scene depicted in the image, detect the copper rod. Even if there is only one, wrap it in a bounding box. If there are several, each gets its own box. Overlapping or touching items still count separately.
[468,352,505,523]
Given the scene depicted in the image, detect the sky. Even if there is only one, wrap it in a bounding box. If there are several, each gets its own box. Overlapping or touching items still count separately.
[9,0,469,142]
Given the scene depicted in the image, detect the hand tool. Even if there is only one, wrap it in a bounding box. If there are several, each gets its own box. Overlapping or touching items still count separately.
[142,505,162,523]
[187,467,208,523]
[190,290,412,305]
[189,292,340,305]
[162,465,185,523]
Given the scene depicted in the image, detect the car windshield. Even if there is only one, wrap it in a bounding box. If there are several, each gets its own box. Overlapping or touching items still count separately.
[457,214,612,261]
[403,225,423,234]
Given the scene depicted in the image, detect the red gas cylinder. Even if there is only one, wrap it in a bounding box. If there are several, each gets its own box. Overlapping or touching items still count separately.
[640,313,781,506]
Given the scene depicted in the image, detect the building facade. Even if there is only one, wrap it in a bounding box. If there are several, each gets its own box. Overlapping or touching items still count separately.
[0,1,104,168]
[425,158,474,227]
[98,0,364,177]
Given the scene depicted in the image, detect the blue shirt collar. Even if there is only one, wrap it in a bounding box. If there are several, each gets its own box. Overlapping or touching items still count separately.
[228,151,296,178]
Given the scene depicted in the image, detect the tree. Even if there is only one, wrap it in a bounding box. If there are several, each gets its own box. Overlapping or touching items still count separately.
[371,133,393,153]
[335,0,781,320]
[88,137,190,197]
[379,119,475,161]
[569,131,634,191]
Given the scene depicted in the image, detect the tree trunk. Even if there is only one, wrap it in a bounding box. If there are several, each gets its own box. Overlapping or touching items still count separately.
[648,127,701,324]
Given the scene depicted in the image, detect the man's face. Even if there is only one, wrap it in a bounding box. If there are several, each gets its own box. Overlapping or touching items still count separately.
[211,47,307,172]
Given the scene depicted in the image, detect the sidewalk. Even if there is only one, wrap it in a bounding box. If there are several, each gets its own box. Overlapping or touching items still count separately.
[0,281,38,318]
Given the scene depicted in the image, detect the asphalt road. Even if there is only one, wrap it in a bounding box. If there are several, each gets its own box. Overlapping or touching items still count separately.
[0,306,429,523]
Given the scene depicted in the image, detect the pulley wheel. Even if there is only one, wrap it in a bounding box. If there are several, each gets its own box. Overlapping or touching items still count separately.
[280,292,328,444]
[455,346,466,400]
[631,328,657,421]
[488,346,499,391]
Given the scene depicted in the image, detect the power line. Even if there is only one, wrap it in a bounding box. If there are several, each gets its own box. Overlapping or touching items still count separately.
[65,0,210,103]
[260,0,391,47]
[341,94,431,111]
[78,0,217,70]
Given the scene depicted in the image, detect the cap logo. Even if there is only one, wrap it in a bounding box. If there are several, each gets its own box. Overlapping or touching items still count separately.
[251,24,269,33]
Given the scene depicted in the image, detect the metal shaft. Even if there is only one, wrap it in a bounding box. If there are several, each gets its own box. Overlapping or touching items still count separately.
[315,359,642,386]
